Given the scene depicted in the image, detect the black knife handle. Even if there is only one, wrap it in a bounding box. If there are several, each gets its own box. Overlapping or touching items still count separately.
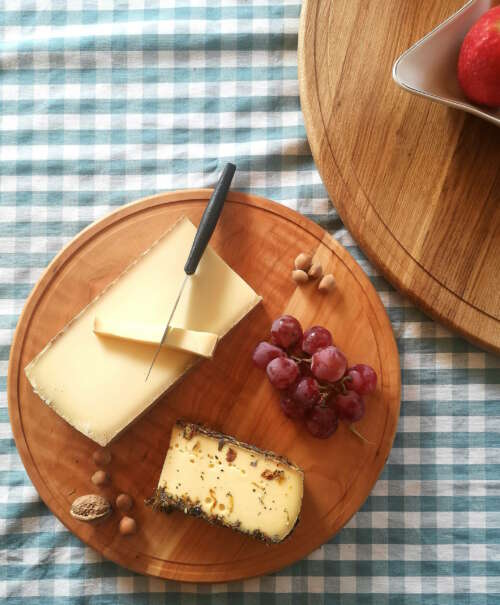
[184,162,236,275]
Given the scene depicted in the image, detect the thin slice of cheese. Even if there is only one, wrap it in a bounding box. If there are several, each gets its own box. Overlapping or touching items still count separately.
[150,421,304,543]
[93,317,219,359]
[25,217,262,446]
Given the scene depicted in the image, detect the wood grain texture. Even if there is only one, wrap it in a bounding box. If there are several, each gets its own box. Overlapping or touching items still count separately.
[8,190,400,582]
[298,0,500,353]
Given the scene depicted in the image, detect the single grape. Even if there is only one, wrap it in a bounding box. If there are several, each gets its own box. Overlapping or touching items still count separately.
[311,346,347,383]
[345,368,364,393]
[252,341,285,370]
[290,376,320,409]
[302,326,333,355]
[305,405,338,439]
[334,391,365,423]
[350,364,377,395]
[266,357,299,390]
[270,315,303,349]
[280,395,307,419]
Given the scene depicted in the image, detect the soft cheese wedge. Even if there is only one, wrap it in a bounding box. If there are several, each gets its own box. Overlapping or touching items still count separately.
[25,217,262,446]
[150,421,304,543]
[93,317,219,358]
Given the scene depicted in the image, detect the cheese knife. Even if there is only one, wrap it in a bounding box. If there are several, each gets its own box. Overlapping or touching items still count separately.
[145,162,236,380]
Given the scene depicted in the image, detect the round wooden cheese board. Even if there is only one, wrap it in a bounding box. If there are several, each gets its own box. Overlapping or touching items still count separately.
[8,190,400,582]
[298,0,500,354]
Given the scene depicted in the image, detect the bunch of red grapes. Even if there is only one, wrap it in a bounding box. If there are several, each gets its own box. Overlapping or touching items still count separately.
[252,315,377,439]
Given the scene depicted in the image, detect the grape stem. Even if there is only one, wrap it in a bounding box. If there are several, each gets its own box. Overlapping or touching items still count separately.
[349,424,374,445]
[330,375,351,395]
[290,355,312,364]
[287,353,354,398]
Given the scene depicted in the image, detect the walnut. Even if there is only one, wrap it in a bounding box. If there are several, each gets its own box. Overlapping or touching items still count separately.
[70,495,111,523]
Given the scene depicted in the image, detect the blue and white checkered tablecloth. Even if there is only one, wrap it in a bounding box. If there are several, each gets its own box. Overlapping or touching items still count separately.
[1,1,499,603]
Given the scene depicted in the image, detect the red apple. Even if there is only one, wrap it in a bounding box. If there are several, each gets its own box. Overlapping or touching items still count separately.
[458,6,500,107]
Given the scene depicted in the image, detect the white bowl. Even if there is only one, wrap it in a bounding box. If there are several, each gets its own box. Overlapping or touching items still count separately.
[393,0,500,127]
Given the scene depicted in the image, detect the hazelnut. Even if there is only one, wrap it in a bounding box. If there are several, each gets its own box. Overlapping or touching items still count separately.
[292,269,309,284]
[91,470,110,487]
[119,516,137,536]
[116,493,133,512]
[92,448,111,466]
[308,262,323,280]
[294,253,312,271]
[318,274,336,293]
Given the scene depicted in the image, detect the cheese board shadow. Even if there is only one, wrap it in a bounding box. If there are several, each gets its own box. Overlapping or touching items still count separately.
[8,190,401,582]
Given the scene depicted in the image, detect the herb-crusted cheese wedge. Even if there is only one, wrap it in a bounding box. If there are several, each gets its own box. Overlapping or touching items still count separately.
[149,421,304,543]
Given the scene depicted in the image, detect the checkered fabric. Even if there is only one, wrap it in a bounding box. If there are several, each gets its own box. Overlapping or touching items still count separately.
[1,1,499,603]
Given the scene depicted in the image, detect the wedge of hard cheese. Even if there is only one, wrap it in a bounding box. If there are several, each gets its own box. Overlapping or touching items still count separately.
[149,421,304,543]
[93,317,219,359]
[25,217,262,446]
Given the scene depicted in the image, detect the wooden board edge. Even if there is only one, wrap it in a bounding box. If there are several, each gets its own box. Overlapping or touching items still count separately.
[7,190,401,582]
[297,0,500,355]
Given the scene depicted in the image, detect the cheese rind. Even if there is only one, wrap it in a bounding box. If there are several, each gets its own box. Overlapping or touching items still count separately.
[25,217,262,446]
[93,317,219,358]
[149,421,304,543]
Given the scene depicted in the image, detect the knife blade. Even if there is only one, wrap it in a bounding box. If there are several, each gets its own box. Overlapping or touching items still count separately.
[145,162,236,381]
